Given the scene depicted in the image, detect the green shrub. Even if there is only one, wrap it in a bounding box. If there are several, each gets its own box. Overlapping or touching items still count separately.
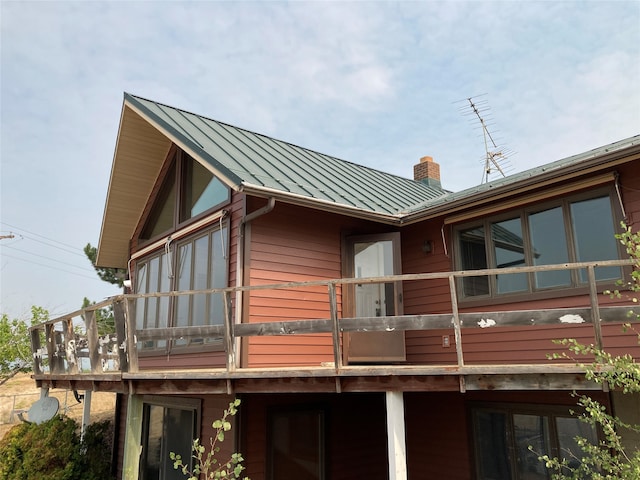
[0,416,114,480]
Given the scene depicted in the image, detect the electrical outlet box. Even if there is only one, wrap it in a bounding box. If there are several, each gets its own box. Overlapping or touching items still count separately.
[442,335,450,348]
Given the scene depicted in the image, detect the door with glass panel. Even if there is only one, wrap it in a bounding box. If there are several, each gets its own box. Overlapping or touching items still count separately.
[346,233,405,363]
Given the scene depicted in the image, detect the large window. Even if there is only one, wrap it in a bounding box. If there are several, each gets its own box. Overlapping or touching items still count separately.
[135,223,229,351]
[141,150,230,241]
[471,404,598,480]
[268,408,325,480]
[139,397,200,480]
[456,191,621,299]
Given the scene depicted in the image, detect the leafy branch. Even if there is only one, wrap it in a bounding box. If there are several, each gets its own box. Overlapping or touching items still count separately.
[170,399,249,480]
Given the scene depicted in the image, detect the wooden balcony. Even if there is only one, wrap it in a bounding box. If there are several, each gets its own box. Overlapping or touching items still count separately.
[29,259,639,394]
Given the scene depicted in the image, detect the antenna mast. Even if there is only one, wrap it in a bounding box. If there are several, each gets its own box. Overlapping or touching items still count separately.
[458,95,515,183]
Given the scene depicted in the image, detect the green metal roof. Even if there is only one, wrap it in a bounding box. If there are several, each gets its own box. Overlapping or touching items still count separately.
[402,134,640,215]
[126,93,447,216]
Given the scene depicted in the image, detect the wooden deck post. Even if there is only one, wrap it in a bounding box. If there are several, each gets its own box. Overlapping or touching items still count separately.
[448,275,465,368]
[113,300,129,372]
[587,266,604,351]
[84,309,102,374]
[328,282,343,372]
[30,328,43,375]
[124,297,139,373]
[80,390,92,441]
[386,391,408,480]
[63,318,78,374]
[45,324,59,374]
[223,290,236,372]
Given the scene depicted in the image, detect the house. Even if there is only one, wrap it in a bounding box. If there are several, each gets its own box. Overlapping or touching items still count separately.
[30,93,640,480]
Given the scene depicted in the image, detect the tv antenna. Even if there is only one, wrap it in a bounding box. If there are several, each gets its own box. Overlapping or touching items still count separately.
[457,95,515,183]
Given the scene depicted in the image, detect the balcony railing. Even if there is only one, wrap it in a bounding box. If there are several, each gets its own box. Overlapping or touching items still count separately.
[30,259,639,381]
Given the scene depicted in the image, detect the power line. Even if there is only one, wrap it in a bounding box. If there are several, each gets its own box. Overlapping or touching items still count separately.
[0,253,101,281]
[0,222,88,257]
[14,233,87,258]
[1,245,96,273]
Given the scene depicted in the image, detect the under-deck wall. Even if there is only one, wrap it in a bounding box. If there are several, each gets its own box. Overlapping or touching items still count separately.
[115,394,127,480]
[114,393,235,479]
[199,394,237,461]
[238,390,612,480]
[241,392,389,480]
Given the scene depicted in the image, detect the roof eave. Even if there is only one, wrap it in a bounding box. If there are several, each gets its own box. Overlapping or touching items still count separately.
[400,136,640,225]
[122,94,244,189]
[239,183,403,225]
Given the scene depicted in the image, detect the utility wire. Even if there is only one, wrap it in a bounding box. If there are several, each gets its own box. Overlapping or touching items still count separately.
[0,222,88,257]
[0,253,101,282]
[2,245,96,273]
[13,234,86,258]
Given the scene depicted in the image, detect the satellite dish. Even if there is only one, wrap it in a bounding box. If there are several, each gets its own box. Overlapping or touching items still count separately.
[27,396,59,424]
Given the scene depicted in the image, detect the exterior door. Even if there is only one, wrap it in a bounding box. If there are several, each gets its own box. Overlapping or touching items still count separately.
[346,233,405,363]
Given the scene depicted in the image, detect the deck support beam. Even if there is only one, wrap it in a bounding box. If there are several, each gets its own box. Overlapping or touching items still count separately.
[386,391,407,480]
[80,390,92,441]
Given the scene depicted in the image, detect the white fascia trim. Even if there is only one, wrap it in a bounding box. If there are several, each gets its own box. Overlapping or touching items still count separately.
[123,99,241,191]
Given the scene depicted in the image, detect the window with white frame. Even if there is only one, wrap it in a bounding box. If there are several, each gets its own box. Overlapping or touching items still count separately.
[455,190,622,299]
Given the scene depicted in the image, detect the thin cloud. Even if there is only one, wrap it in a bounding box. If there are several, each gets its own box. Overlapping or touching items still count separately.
[1,1,638,318]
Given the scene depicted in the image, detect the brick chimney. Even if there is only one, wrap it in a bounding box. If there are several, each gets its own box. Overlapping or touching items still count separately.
[414,156,441,188]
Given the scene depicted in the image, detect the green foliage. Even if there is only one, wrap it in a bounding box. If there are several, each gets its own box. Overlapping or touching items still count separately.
[540,337,640,479]
[538,222,640,479]
[171,399,249,480]
[604,221,640,308]
[0,306,49,385]
[0,416,115,480]
[0,415,79,480]
[83,243,125,288]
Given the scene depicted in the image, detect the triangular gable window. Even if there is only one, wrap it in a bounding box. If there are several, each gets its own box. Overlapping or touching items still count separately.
[142,161,176,240]
[141,150,230,241]
[182,156,229,220]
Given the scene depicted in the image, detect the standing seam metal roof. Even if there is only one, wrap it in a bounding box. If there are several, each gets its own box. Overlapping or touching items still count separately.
[126,93,447,215]
[402,134,640,214]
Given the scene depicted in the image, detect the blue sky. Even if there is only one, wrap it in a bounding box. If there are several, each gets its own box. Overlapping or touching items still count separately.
[1,1,639,319]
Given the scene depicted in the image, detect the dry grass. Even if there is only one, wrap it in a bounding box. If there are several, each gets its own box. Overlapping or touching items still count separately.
[0,373,116,439]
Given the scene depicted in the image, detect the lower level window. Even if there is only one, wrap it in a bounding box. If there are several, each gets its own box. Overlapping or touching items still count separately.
[139,397,200,480]
[268,408,325,480]
[472,405,598,479]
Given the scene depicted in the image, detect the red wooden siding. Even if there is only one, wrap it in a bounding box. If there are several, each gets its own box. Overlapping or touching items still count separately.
[199,394,238,463]
[400,165,640,367]
[620,162,640,226]
[245,203,369,368]
[405,392,470,479]
[131,162,640,370]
